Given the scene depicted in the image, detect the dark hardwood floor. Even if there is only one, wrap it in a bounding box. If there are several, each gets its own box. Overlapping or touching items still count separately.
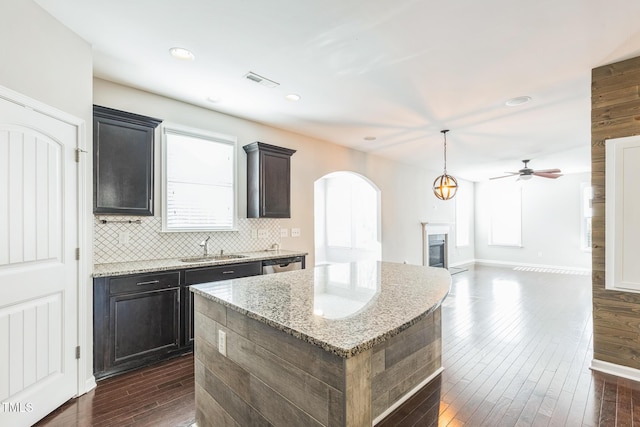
[36,265,640,426]
[35,354,195,427]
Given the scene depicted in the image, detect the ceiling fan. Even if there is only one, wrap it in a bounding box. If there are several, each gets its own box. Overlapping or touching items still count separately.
[490,160,562,180]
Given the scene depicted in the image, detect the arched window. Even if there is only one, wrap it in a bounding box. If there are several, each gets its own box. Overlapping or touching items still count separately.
[314,172,381,265]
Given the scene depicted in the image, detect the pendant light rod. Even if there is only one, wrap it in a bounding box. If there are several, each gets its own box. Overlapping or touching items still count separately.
[441,129,449,173]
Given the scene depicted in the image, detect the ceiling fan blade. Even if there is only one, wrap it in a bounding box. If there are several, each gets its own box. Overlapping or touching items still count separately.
[533,172,562,179]
[490,172,519,180]
[533,168,561,174]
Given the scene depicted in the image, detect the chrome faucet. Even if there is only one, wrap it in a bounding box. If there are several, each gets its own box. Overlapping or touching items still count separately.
[200,236,211,256]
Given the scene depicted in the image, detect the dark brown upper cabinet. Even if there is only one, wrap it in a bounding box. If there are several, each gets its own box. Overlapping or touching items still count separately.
[93,105,162,215]
[243,142,296,218]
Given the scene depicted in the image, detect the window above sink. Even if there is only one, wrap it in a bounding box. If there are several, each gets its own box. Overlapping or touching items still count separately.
[161,123,237,232]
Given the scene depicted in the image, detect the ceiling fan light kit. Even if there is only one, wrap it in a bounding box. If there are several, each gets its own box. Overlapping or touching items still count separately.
[432,129,458,200]
[490,159,562,181]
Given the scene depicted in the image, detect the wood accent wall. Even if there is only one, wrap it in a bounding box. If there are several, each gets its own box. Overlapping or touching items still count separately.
[592,55,640,368]
[193,294,441,426]
[371,308,441,417]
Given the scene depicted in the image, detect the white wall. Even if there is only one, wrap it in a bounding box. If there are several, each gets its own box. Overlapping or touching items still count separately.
[474,172,591,270]
[94,78,474,268]
[0,0,92,120]
[1,0,94,394]
[450,179,475,266]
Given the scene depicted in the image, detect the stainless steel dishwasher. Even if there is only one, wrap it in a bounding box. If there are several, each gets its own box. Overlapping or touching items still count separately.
[262,256,304,274]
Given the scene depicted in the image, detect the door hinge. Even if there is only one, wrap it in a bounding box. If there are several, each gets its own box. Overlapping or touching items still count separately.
[75,148,87,162]
[75,248,80,260]
[75,346,80,359]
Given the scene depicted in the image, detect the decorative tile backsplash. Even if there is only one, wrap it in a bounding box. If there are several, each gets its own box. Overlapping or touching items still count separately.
[94,216,282,264]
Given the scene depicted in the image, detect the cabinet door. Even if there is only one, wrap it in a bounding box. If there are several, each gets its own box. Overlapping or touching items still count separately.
[185,288,195,345]
[183,261,262,345]
[244,142,296,218]
[109,286,180,368]
[93,105,161,215]
[261,150,292,217]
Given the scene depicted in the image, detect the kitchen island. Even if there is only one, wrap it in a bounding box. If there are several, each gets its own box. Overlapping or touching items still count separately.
[191,261,450,426]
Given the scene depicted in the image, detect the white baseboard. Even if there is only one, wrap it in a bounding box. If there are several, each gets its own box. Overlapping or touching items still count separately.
[449,259,474,268]
[473,258,591,274]
[372,366,444,425]
[590,359,640,382]
[84,376,97,394]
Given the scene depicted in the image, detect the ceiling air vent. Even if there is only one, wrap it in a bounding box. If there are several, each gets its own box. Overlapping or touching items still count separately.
[244,71,279,88]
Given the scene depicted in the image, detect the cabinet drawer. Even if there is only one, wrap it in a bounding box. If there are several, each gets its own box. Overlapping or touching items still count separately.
[109,271,180,295]
[184,261,261,284]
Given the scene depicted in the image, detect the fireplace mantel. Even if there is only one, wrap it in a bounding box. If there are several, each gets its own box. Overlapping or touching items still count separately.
[421,222,451,236]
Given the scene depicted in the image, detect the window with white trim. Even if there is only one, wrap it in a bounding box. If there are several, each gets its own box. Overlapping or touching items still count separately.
[324,173,378,249]
[162,125,237,231]
[488,183,522,247]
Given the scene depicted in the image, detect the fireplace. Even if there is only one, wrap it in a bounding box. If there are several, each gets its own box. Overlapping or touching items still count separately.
[421,222,449,269]
[428,234,446,268]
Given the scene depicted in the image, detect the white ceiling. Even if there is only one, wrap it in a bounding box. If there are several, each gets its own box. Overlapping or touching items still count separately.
[36,0,640,181]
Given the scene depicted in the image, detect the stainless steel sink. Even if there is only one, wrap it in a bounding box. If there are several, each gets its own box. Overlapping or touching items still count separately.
[179,254,247,263]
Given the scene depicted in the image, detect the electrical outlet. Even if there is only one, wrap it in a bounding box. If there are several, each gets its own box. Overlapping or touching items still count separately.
[251,229,258,239]
[280,228,289,238]
[118,231,130,246]
[218,330,227,356]
[291,228,301,237]
[258,229,268,239]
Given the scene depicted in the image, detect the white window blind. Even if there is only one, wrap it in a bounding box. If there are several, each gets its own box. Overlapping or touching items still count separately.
[162,126,236,231]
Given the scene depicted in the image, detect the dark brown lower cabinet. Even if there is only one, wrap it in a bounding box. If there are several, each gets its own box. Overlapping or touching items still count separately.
[109,287,180,365]
[183,261,262,345]
[93,261,263,380]
[94,271,183,380]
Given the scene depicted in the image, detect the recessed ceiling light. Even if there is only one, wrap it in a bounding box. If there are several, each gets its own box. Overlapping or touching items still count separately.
[169,47,195,61]
[285,93,301,102]
[505,96,532,107]
[364,136,377,141]
[206,96,221,103]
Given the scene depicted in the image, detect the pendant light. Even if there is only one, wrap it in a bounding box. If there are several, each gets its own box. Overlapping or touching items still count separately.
[432,129,458,200]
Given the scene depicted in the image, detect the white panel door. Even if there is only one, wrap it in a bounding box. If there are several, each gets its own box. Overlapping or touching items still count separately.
[606,135,640,292]
[0,94,79,426]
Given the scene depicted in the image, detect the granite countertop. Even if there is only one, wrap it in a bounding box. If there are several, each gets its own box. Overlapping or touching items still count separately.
[93,249,308,277]
[191,261,451,358]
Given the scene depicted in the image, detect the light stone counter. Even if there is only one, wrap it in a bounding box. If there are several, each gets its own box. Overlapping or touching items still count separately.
[92,249,307,277]
[191,261,450,358]
[192,261,451,426]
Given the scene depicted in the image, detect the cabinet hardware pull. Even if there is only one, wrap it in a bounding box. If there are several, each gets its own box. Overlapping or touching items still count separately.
[222,271,235,274]
[136,280,160,286]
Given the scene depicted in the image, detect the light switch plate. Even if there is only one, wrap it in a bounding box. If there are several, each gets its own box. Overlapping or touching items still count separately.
[280,228,289,238]
[291,228,301,237]
[258,229,268,239]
